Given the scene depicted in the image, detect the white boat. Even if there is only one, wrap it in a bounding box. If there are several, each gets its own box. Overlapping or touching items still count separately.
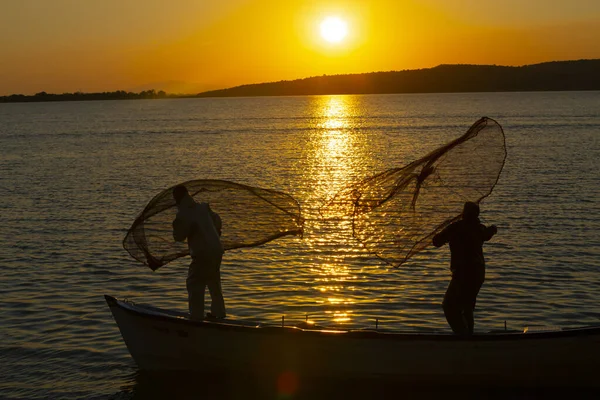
[106,295,600,387]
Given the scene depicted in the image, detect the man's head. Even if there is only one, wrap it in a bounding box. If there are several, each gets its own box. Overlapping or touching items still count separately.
[462,201,480,221]
[173,185,189,205]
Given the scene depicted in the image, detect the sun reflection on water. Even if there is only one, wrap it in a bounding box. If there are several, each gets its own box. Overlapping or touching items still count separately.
[310,95,361,201]
[300,95,375,326]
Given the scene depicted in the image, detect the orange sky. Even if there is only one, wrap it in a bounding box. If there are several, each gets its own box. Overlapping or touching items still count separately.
[1,0,599,95]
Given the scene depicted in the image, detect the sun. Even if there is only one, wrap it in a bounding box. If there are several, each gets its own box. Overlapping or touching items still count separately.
[320,17,348,44]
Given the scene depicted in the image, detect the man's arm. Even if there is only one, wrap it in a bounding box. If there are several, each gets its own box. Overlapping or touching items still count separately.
[172,213,191,242]
[211,212,222,236]
[483,225,497,242]
[432,224,453,247]
[207,205,222,236]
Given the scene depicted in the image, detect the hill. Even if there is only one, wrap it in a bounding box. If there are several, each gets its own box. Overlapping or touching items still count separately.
[197,59,600,98]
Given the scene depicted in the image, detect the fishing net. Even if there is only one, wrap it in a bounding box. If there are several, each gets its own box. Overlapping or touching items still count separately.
[322,117,506,267]
[124,179,304,271]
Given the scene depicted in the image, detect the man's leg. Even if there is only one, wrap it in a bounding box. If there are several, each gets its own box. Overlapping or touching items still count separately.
[463,308,474,334]
[207,276,226,319]
[462,280,483,334]
[207,255,226,318]
[443,278,467,335]
[187,260,207,321]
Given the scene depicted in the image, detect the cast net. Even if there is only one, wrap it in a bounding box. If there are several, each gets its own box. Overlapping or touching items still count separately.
[321,117,506,267]
[124,179,304,270]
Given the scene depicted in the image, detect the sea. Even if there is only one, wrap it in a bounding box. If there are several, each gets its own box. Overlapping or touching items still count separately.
[1,92,599,399]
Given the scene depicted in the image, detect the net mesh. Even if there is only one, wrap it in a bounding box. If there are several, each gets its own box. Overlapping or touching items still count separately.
[321,117,506,267]
[123,179,304,270]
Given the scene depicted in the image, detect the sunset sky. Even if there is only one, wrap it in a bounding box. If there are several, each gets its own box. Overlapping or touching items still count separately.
[1,0,599,95]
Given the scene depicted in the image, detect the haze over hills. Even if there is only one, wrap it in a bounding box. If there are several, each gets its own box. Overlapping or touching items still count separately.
[197,59,600,98]
[1,59,599,103]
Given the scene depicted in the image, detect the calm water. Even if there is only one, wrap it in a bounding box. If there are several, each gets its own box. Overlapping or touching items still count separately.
[1,92,599,399]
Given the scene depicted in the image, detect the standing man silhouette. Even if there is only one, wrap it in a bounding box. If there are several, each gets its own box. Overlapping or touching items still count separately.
[172,185,226,320]
[433,202,497,334]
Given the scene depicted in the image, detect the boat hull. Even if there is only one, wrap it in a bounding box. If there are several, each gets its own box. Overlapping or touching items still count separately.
[106,295,600,387]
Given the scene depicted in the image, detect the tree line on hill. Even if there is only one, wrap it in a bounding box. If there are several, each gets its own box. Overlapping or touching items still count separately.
[0,89,173,103]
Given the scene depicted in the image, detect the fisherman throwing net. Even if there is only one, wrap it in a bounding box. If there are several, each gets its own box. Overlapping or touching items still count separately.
[123,179,304,320]
[123,179,304,271]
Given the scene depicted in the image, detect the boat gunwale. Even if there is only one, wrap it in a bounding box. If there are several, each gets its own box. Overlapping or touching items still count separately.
[105,294,600,342]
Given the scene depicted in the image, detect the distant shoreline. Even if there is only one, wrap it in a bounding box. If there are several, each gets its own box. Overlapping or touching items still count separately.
[2,59,599,103]
[0,89,196,104]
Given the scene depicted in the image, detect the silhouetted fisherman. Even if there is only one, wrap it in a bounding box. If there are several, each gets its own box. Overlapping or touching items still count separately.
[172,185,226,320]
[433,202,497,335]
